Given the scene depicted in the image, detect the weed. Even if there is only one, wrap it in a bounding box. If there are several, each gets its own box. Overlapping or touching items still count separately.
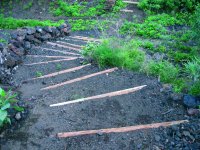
[0,88,23,127]
[0,38,7,44]
[36,71,43,77]
[189,81,200,96]
[144,60,179,83]
[56,64,62,70]
[184,57,200,82]
[83,39,145,70]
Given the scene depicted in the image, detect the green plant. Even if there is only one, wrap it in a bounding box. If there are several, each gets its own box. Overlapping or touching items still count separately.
[189,81,200,95]
[36,71,43,77]
[192,4,200,46]
[50,0,125,17]
[56,64,62,70]
[184,57,200,82]
[0,15,64,29]
[172,78,186,93]
[0,38,7,43]
[83,39,145,70]
[138,0,199,13]
[120,14,181,39]
[23,1,33,10]
[145,60,179,83]
[0,88,23,127]
[141,41,154,50]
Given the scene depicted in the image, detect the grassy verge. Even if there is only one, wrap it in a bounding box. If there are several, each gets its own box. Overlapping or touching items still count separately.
[0,15,64,29]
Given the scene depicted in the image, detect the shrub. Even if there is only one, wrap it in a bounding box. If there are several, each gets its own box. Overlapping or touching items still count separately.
[145,61,179,83]
[0,88,23,127]
[189,81,200,96]
[192,4,200,45]
[120,14,181,38]
[184,57,200,82]
[83,39,145,70]
[138,0,199,13]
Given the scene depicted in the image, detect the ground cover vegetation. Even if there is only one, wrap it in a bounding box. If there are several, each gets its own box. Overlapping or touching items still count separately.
[0,88,23,128]
[83,1,200,96]
[0,15,65,29]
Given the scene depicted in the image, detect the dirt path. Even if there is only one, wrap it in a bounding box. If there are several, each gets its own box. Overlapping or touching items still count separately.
[0,30,190,149]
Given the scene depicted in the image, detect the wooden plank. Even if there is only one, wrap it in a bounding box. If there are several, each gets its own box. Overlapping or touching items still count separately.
[39,47,81,56]
[57,120,189,138]
[56,41,84,49]
[24,58,78,66]
[50,85,146,107]
[26,55,75,59]
[120,9,134,12]
[123,1,139,4]
[69,36,101,42]
[42,68,118,91]
[29,64,91,80]
[47,42,81,51]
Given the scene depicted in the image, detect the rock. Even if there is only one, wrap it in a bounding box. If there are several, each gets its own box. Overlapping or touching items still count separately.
[160,84,172,93]
[187,108,200,115]
[24,41,31,50]
[10,33,18,40]
[5,50,22,67]
[61,28,70,35]
[26,28,36,35]
[15,112,21,120]
[153,52,166,61]
[8,44,25,56]
[35,27,43,33]
[0,43,4,52]
[183,95,200,108]
[43,26,53,33]
[155,135,161,142]
[9,39,22,48]
[170,93,184,102]
[40,33,52,41]
[104,0,116,11]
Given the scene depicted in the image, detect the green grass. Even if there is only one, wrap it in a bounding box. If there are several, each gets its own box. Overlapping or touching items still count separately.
[83,39,145,70]
[0,15,64,29]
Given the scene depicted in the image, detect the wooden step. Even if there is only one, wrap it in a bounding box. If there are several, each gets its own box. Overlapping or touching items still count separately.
[123,1,139,4]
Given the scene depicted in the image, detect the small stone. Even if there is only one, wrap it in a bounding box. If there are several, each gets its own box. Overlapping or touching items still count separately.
[97,131,103,136]
[155,135,161,142]
[170,93,183,102]
[24,41,31,49]
[187,108,200,116]
[137,144,142,149]
[15,112,21,120]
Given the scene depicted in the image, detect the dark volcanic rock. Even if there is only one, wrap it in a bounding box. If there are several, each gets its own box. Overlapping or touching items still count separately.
[26,28,36,35]
[43,26,53,33]
[24,41,31,50]
[40,33,52,41]
[183,95,200,108]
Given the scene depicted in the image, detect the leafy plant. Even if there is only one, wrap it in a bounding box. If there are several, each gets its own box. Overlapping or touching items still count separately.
[0,88,23,127]
[83,39,145,70]
[138,0,199,13]
[184,57,200,82]
[36,71,43,77]
[56,64,62,70]
[145,60,179,83]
